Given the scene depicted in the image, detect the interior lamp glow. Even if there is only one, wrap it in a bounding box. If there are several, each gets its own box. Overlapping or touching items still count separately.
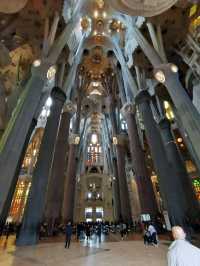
[91,133,98,144]
[171,64,178,73]
[46,97,52,107]
[94,10,99,18]
[154,70,166,83]
[47,65,56,80]
[33,59,41,67]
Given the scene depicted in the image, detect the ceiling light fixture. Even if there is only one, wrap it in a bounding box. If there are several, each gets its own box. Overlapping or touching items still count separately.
[154,70,166,83]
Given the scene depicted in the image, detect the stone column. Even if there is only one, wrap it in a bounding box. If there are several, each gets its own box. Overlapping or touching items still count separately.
[16,87,66,246]
[63,97,81,222]
[0,63,48,224]
[155,64,200,171]
[115,142,132,222]
[133,26,200,168]
[45,102,75,224]
[112,157,121,222]
[106,108,132,222]
[1,118,37,224]
[135,90,187,226]
[158,118,200,219]
[121,103,158,217]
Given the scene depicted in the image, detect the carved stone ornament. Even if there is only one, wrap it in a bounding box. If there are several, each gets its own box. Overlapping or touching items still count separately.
[63,101,77,115]
[109,0,177,17]
[121,103,135,118]
[0,0,28,14]
[69,134,80,145]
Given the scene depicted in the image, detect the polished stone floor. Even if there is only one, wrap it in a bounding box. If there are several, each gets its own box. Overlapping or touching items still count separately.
[0,234,170,266]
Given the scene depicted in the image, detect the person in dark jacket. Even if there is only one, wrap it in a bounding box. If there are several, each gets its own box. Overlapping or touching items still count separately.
[65,221,72,249]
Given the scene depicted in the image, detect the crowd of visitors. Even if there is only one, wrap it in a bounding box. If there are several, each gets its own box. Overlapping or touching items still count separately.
[1,218,200,265]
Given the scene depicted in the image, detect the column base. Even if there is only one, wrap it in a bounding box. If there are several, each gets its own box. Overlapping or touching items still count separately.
[16,227,39,246]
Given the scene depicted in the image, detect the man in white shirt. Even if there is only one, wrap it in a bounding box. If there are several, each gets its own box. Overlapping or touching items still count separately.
[168,226,200,266]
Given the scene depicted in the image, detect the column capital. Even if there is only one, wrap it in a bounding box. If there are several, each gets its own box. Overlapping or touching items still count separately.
[51,87,66,102]
[121,102,136,118]
[69,133,80,145]
[63,100,76,115]
[135,90,151,105]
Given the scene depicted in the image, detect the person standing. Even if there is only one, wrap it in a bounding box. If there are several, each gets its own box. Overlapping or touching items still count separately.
[65,221,72,249]
[148,223,158,246]
[168,226,200,266]
[97,223,102,242]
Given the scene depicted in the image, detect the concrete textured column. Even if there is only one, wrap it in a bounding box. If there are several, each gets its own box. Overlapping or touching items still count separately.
[112,157,121,222]
[62,144,78,222]
[158,118,200,219]
[133,27,200,167]
[16,87,66,246]
[45,103,74,223]
[135,90,188,226]
[0,64,49,224]
[63,96,81,222]
[106,107,132,222]
[115,143,132,222]
[122,103,158,217]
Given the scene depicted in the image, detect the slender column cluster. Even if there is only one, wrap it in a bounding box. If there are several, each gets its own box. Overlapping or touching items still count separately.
[16,87,66,245]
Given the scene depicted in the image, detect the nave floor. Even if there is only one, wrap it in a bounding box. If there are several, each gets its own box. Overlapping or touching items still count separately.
[0,234,170,266]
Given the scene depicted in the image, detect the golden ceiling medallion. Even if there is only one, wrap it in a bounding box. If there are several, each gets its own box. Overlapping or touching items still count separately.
[96,0,105,9]
[81,17,90,31]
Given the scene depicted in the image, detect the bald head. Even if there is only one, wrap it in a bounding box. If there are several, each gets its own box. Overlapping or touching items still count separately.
[172,226,186,240]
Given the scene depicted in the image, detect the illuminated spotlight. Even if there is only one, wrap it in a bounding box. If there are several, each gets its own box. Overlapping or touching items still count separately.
[94,10,99,18]
[180,144,184,148]
[102,11,107,18]
[93,30,97,35]
[47,65,56,80]
[177,137,183,143]
[117,28,120,33]
[117,20,121,24]
[33,59,41,67]
[171,64,178,73]
[154,70,166,83]
[75,136,80,144]
[102,31,105,35]
[41,109,47,117]
[91,133,98,144]
[164,101,170,109]
[46,97,52,107]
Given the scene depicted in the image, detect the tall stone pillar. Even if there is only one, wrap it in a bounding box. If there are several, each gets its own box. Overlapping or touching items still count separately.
[135,90,188,226]
[63,97,81,222]
[45,102,75,224]
[0,63,48,224]
[16,87,66,246]
[112,157,121,222]
[115,139,132,222]
[106,107,132,222]
[158,118,200,219]
[133,26,200,168]
[121,103,158,217]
